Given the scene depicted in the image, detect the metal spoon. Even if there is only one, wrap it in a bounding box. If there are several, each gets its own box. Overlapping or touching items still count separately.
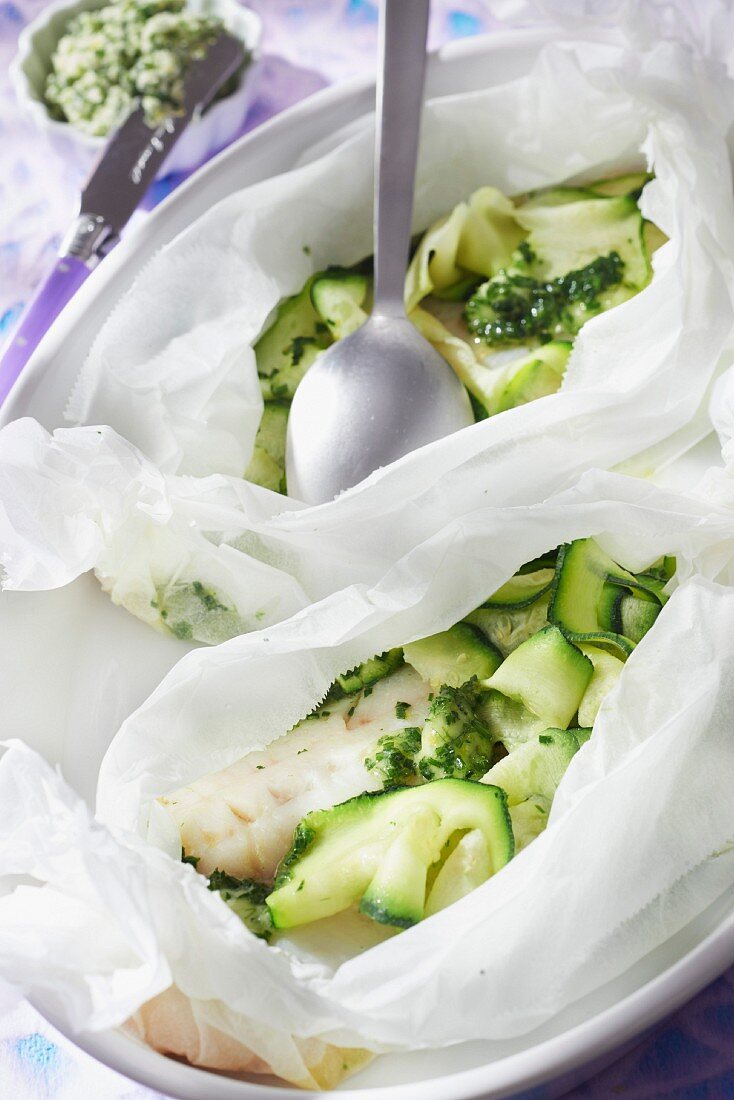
[285,0,473,504]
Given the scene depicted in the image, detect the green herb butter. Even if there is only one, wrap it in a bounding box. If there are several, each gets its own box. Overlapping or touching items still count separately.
[45,0,226,136]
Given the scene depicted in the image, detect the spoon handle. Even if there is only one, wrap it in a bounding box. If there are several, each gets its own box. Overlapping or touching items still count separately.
[372,0,431,318]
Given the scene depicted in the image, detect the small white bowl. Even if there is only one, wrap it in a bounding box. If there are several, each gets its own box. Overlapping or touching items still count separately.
[10,0,262,178]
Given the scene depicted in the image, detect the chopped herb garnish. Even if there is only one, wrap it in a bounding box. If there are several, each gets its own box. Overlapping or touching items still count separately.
[364,726,422,786]
[395,701,410,720]
[419,682,494,781]
[191,580,228,613]
[517,239,536,265]
[44,0,224,137]
[208,869,273,940]
[170,620,193,640]
[289,335,318,367]
[465,250,625,345]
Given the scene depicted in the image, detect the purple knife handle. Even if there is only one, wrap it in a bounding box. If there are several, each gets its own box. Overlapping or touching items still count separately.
[0,255,91,405]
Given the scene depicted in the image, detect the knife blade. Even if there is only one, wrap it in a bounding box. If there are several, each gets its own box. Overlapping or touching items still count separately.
[0,31,247,403]
[77,31,245,251]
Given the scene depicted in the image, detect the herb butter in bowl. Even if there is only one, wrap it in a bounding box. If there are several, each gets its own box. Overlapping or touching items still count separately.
[11,0,261,176]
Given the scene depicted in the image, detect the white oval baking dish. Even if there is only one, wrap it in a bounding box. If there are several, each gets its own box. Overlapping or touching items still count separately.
[2,27,733,1100]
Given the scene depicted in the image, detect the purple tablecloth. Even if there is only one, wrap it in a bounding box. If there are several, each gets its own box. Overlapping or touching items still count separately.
[1,2,734,1097]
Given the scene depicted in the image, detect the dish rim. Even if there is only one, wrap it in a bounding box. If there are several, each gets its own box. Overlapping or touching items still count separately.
[36,902,734,1099]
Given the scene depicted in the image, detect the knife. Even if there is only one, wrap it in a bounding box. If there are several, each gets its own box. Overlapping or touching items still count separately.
[0,31,245,404]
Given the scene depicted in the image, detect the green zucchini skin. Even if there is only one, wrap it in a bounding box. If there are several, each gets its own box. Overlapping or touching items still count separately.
[482,566,555,609]
[255,278,332,403]
[266,779,513,930]
[403,623,502,689]
[310,270,370,340]
[548,539,663,656]
[335,649,405,697]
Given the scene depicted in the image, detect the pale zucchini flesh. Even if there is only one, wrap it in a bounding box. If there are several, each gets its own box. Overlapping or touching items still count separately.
[481,625,593,734]
[403,623,502,690]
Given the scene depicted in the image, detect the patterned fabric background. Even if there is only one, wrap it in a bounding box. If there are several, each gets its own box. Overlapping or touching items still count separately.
[2,0,734,1096]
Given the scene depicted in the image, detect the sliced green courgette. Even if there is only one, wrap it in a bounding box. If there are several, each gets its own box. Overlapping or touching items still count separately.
[577,645,625,727]
[433,276,483,301]
[404,187,524,312]
[479,625,593,751]
[636,555,676,601]
[311,269,370,340]
[483,726,589,851]
[618,594,661,643]
[483,727,583,805]
[508,798,552,851]
[549,538,662,656]
[483,567,556,609]
[520,187,596,209]
[423,827,493,916]
[255,278,332,401]
[466,595,550,658]
[518,552,558,573]
[484,341,571,416]
[403,623,502,690]
[405,204,468,311]
[587,172,651,199]
[515,194,649,290]
[335,648,404,697]
[643,221,667,258]
[244,402,289,493]
[454,186,526,278]
[266,779,513,929]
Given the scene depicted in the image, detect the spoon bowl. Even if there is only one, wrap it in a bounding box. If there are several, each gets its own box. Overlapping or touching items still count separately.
[286,0,474,505]
[286,313,474,503]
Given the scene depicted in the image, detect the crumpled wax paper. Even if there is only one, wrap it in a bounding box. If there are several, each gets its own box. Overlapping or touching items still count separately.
[2,14,734,641]
[4,468,734,1085]
[62,18,734,490]
[2,15,733,641]
[485,0,734,72]
[0,418,310,636]
[4,3,734,1087]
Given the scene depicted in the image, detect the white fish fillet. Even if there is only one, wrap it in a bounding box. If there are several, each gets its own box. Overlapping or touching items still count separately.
[159,666,431,880]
